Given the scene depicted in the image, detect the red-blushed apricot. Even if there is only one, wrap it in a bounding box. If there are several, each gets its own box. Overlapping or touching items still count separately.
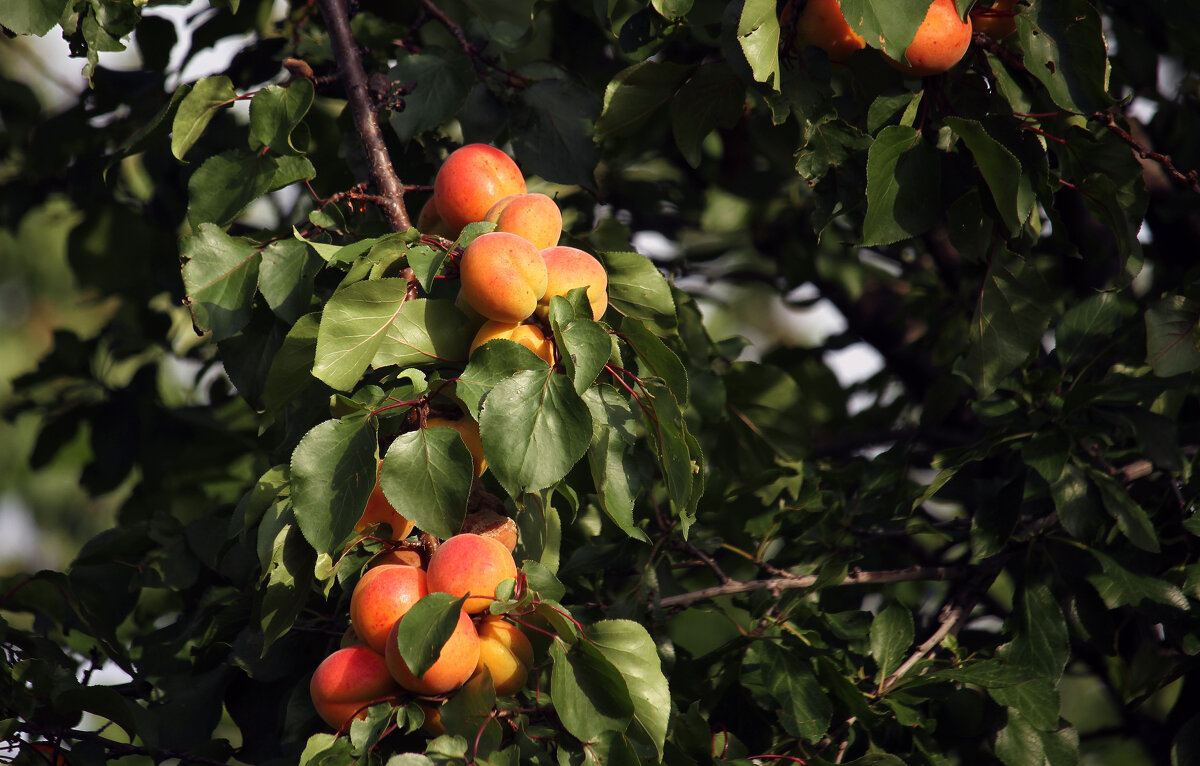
[881,0,973,76]
[476,615,535,696]
[350,564,429,654]
[426,533,519,614]
[385,608,480,696]
[484,192,563,251]
[459,232,548,323]
[970,0,1018,39]
[538,246,609,321]
[310,645,400,730]
[425,415,487,477]
[796,0,866,63]
[434,144,526,234]
[354,459,416,541]
[469,320,556,367]
[417,196,454,239]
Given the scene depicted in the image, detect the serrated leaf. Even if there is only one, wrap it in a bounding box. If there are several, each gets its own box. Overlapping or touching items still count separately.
[1145,295,1200,377]
[259,238,320,323]
[945,117,1034,234]
[549,299,611,395]
[840,0,933,61]
[1092,469,1160,553]
[379,427,473,541]
[736,0,781,89]
[480,369,593,497]
[861,125,941,246]
[180,223,261,341]
[405,244,447,293]
[1018,1,1112,114]
[187,150,313,228]
[0,0,70,35]
[1008,583,1069,681]
[313,278,408,391]
[989,679,1060,731]
[870,603,913,682]
[760,642,831,742]
[599,251,677,334]
[1087,548,1190,612]
[925,660,1038,688]
[596,61,691,141]
[171,75,236,161]
[963,250,1052,396]
[393,593,468,680]
[550,638,634,743]
[587,620,671,758]
[455,341,550,417]
[372,298,472,369]
[290,416,378,556]
[511,79,600,191]
[249,79,314,155]
[995,708,1046,766]
[388,50,473,142]
[584,386,646,542]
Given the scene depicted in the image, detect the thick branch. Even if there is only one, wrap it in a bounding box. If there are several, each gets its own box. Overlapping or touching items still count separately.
[316,0,411,232]
[654,565,960,610]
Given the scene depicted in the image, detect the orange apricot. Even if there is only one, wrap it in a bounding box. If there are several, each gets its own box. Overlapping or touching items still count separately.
[882,0,973,76]
[425,415,487,477]
[469,320,556,366]
[417,196,454,239]
[484,192,563,251]
[538,246,609,321]
[796,0,866,63]
[426,533,519,614]
[354,459,416,541]
[476,615,535,696]
[434,144,526,234]
[370,547,424,569]
[350,564,429,654]
[385,608,480,696]
[970,0,1018,39]
[310,645,400,730]
[459,231,548,323]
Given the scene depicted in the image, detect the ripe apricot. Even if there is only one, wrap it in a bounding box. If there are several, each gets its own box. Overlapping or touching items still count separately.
[354,459,416,541]
[882,0,972,76]
[485,192,563,251]
[417,196,454,239]
[970,0,1018,39]
[426,533,519,614]
[426,415,487,477]
[469,320,556,367]
[310,645,400,730]
[459,231,548,323]
[796,0,866,63]
[434,144,526,234]
[385,608,480,696]
[476,615,535,696]
[538,246,609,321]
[350,564,429,654]
[370,547,424,569]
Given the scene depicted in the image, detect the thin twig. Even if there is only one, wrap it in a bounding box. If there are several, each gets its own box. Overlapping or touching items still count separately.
[1094,111,1200,194]
[878,602,966,694]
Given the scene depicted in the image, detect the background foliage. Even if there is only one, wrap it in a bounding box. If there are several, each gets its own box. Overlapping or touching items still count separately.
[3,0,1200,764]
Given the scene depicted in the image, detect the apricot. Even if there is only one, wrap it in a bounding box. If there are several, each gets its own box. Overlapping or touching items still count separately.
[881,0,972,76]
[538,246,609,321]
[476,615,535,696]
[434,144,526,234]
[350,564,429,654]
[970,0,1018,39]
[370,547,424,569]
[485,192,563,251]
[459,231,548,323]
[310,645,400,730]
[417,196,454,239]
[354,459,416,541]
[796,0,866,63]
[426,533,518,614]
[426,415,487,477]
[418,702,445,735]
[385,607,480,696]
[469,320,556,367]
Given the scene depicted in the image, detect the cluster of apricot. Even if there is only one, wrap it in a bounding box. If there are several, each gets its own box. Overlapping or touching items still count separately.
[419,143,609,365]
[309,533,532,732]
[792,0,1022,75]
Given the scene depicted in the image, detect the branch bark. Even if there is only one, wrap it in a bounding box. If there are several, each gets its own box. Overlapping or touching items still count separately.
[316,0,411,232]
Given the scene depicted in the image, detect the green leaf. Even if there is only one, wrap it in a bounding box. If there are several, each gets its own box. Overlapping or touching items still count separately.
[599,251,677,335]
[1087,548,1190,612]
[550,638,634,744]
[994,708,1046,766]
[1145,295,1200,377]
[619,317,688,404]
[518,490,563,574]
[1018,1,1113,114]
[924,660,1038,688]
[405,244,447,293]
[511,78,600,191]
[736,0,781,89]
[670,63,744,168]
[462,0,536,49]
[759,642,832,742]
[596,61,691,141]
[289,416,378,556]
[638,379,694,513]
[549,298,611,395]
[584,386,647,542]
[1048,462,1103,541]
[171,75,236,161]
[393,593,469,681]
[313,278,408,391]
[187,150,313,228]
[0,0,70,35]
[840,0,934,62]
[944,117,1034,234]
[249,79,314,155]
[1056,292,1136,370]
[870,603,913,682]
[480,369,593,498]
[180,223,261,341]
[861,125,942,246]
[372,298,472,369]
[259,238,321,323]
[300,733,353,766]
[264,313,321,414]
[260,523,315,652]
[587,620,672,758]
[388,50,473,142]
[1007,583,1069,681]
[652,0,693,21]
[1091,469,1160,553]
[455,342,548,418]
[379,427,474,541]
[1173,713,1200,766]
[962,250,1052,396]
[989,680,1060,731]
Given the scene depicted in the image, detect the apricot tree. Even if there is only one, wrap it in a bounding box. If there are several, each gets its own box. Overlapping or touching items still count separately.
[2,1,1200,765]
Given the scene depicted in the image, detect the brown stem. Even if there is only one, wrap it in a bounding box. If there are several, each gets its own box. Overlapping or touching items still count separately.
[316,0,411,231]
[1093,111,1200,194]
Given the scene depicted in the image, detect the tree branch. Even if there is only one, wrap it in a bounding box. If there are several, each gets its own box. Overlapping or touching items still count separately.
[316,0,411,232]
[1094,110,1200,195]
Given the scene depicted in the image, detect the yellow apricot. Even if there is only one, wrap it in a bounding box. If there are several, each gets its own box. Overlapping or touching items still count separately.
[476,615,535,696]
[882,0,973,76]
[484,192,563,251]
[459,232,548,323]
[354,459,416,540]
[469,320,556,366]
[434,144,526,234]
[796,0,866,63]
[538,246,609,321]
[385,608,480,696]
